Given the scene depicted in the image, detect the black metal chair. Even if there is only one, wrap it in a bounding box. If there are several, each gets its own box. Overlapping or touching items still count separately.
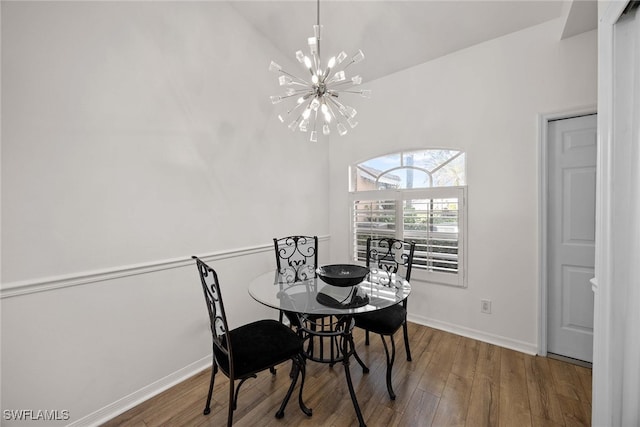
[192,256,312,426]
[353,237,415,400]
[273,236,318,326]
[273,236,337,363]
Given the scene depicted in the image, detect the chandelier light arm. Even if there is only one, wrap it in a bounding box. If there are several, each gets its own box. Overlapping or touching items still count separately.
[280,92,306,101]
[281,105,304,125]
[326,97,351,122]
[329,61,350,77]
[289,82,312,89]
[330,99,352,121]
[285,88,314,98]
[311,107,319,141]
[285,92,315,113]
[279,69,312,86]
[341,90,371,97]
[322,54,357,84]
[286,101,306,116]
[329,79,362,89]
[326,98,345,124]
[342,60,356,71]
[327,96,346,110]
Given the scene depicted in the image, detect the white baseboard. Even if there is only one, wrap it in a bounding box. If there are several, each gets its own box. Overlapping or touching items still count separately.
[69,356,212,427]
[408,314,538,356]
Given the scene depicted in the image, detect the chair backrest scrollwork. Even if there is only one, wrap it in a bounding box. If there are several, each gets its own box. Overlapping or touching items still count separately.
[193,256,233,371]
[365,237,416,282]
[273,236,318,282]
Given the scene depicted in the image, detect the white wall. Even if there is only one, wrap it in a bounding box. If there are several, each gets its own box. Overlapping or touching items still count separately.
[1,2,329,425]
[329,19,597,352]
[1,1,328,283]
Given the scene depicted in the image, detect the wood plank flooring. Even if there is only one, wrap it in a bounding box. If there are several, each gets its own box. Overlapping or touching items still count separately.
[102,323,591,427]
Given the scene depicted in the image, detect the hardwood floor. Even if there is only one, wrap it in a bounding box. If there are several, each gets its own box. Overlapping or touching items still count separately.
[102,323,592,426]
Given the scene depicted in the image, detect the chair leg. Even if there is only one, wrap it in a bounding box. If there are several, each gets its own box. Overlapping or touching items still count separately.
[227,379,235,427]
[365,329,370,345]
[203,364,217,415]
[232,375,256,410]
[297,355,312,416]
[402,322,412,361]
[351,343,370,374]
[276,354,312,419]
[379,334,397,400]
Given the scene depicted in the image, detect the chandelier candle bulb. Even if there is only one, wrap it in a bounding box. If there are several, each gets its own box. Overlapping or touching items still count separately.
[304,56,313,69]
[269,0,369,140]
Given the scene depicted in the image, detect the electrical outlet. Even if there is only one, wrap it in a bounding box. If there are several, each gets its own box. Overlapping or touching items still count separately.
[481,299,492,314]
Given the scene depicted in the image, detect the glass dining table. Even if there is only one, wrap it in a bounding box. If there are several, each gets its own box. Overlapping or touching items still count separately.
[248,266,411,427]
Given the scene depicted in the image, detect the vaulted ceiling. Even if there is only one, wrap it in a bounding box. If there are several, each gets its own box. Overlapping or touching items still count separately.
[231,0,597,82]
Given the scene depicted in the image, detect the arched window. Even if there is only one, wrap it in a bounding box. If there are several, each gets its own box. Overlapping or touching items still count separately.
[349,149,467,287]
[352,149,465,191]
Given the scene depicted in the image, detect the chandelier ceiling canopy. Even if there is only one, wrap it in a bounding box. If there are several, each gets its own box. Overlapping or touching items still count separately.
[269,0,370,142]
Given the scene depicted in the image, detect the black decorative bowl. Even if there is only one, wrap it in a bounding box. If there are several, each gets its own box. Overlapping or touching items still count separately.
[316,264,370,287]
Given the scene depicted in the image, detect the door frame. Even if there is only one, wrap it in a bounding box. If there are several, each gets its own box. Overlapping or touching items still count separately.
[594,1,637,424]
[538,106,597,357]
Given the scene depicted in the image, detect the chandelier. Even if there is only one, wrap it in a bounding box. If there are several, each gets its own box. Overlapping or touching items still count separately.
[269,0,370,142]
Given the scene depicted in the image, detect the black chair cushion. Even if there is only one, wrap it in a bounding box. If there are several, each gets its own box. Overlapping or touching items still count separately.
[214,319,304,378]
[354,304,406,335]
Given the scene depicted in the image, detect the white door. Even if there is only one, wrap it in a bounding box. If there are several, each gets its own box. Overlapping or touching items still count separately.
[547,114,597,363]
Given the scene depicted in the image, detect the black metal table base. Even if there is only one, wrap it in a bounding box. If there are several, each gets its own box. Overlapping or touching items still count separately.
[299,315,367,427]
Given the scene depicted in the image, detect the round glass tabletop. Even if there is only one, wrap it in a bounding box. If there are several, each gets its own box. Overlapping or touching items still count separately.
[249,267,411,316]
